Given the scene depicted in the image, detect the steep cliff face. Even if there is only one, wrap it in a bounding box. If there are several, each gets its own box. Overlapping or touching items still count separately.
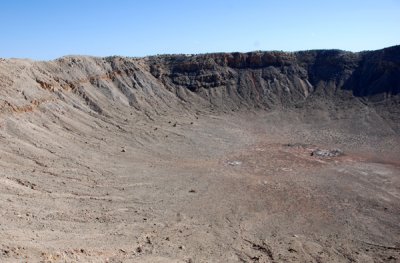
[0,46,399,118]
[148,51,313,109]
[343,45,400,97]
[147,46,399,110]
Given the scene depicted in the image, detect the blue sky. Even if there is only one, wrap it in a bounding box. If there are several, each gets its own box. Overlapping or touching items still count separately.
[1,0,399,60]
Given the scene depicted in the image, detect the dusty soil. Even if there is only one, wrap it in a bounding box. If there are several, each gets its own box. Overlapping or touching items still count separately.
[0,107,399,263]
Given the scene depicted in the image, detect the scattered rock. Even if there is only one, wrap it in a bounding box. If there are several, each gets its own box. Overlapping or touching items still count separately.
[146,236,152,244]
[311,148,343,158]
[189,189,196,193]
[228,160,242,166]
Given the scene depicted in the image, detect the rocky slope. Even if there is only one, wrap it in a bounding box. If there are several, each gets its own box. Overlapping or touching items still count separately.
[1,45,399,119]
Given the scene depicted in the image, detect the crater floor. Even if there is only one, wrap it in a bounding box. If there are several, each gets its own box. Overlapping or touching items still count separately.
[0,108,399,262]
